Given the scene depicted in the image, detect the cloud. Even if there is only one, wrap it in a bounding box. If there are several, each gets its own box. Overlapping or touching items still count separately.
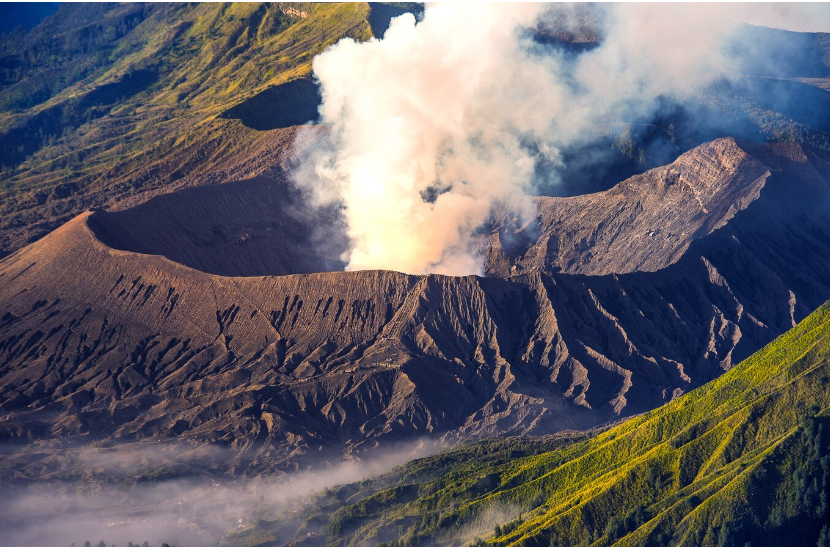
[0,438,437,547]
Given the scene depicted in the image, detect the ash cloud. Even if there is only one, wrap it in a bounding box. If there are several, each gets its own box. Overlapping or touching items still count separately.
[293,3,830,275]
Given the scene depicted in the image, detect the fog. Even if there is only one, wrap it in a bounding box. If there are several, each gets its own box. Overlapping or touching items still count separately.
[0,438,437,547]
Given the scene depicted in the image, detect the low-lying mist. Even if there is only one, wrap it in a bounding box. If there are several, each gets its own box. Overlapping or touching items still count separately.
[293,3,830,276]
[0,438,438,547]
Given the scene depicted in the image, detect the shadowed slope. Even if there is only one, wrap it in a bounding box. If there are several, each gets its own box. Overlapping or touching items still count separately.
[219,78,321,131]
[88,172,347,277]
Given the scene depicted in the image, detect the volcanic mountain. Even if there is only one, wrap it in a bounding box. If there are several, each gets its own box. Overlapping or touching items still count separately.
[0,2,420,258]
[2,137,830,477]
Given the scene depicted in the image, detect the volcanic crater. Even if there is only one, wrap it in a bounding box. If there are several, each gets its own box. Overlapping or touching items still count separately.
[2,138,830,477]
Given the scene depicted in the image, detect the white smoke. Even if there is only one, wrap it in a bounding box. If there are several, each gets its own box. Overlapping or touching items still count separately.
[295,2,830,276]
[296,4,547,275]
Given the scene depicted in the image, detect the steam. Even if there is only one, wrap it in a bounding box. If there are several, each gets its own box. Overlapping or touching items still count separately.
[448,503,523,546]
[295,2,830,275]
[297,4,545,275]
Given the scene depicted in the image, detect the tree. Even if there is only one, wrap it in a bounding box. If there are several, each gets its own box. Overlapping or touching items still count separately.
[818,525,830,547]
[605,515,625,540]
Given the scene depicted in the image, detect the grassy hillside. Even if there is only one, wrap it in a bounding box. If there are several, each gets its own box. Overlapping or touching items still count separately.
[0,2,410,255]
[255,301,830,547]
[0,2,372,167]
[2,5,829,247]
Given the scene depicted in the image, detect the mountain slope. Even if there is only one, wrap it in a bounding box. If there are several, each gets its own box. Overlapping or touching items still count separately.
[2,139,830,475]
[3,6,830,261]
[485,138,772,276]
[0,2,414,257]
[258,299,830,547]
[489,137,830,278]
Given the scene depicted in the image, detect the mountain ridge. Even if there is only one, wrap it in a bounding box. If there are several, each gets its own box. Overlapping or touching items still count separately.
[2,138,830,477]
[2,5,830,262]
[486,138,773,277]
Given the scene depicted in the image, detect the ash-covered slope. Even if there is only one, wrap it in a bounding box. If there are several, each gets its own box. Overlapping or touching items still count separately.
[2,138,830,475]
[485,138,772,276]
[88,172,347,277]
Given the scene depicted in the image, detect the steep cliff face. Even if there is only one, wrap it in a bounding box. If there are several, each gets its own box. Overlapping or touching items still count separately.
[1,138,830,475]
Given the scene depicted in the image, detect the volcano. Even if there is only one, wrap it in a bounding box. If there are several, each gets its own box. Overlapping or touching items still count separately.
[2,138,830,478]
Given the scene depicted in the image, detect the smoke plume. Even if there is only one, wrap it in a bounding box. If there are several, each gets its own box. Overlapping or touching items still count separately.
[294,3,830,275]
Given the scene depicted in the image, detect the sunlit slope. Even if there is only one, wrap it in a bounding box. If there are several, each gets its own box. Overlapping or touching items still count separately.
[278,302,830,547]
[1,4,828,257]
[0,2,392,255]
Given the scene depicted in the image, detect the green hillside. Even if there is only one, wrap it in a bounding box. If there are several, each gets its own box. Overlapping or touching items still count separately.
[2,4,829,251]
[0,2,418,255]
[0,2,366,170]
[257,301,830,547]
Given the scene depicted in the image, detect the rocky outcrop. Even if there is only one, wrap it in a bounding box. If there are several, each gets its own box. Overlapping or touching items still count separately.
[485,138,774,276]
[1,138,830,476]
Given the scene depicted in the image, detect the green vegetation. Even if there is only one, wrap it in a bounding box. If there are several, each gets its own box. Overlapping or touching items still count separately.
[258,301,830,546]
[0,2,395,253]
[219,525,278,547]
